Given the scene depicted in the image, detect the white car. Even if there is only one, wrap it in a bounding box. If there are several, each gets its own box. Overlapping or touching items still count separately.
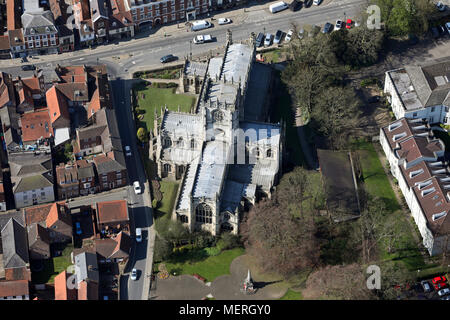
[135,228,142,242]
[285,29,294,42]
[124,145,132,157]
[313,0,322,5]
[446,22,450,35]
[133,181,142,194]
[130,268,138,281]
[436,1,446,11]
[218,18,232,25]
[438,288,450,296]
[335,20,343,31]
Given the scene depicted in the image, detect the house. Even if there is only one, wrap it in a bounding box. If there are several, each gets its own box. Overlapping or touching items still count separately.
[9,151,55,209]
[0,210,25,258]
[74,251,99,283]
[94,231,132,263]
[76,159,97,195]
[95,199,129,235]
[14,74,46,113]
[77,279,98,300]
[54,270,77,300]
[46,85,70,129]
[20,108,54,145]
[0,279,30,300]
[49,0,75,52]
[384,59,450,124]
[56,163,80,199]
[78,20,95,47]
[1,218,31,281]
[27,222,50,260]
[0,35,11,59]
[7,29,26,58]
[21,10,60,55]
[24,202,73,243]
[93,152,127,191]
[89,0,110,44]
[0,72,15,109]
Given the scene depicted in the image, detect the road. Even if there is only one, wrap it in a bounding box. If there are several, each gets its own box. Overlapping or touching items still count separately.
[0,0,367,77]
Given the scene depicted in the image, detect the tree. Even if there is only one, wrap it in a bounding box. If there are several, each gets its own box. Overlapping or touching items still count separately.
[216,233,241,251]
[137,127,148,143]
[342,27,385,67]
[154,234,173,262]
[375,261,415,299]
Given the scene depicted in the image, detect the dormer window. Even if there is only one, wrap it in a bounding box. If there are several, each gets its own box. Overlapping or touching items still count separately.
[30,28,35,34]
[421,187,435,197]
[409,168,424,178]
[388,121,402,131]
[432,211,447,221]
[393,132,407,142]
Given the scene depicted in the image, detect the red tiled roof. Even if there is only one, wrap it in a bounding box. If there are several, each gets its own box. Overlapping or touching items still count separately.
[396,136,444,164]
[46,86,70,124]
[77,280,98,300]
[6,0,19,31]
[87,88,101,118]
[0,280,29,298]
[20,109,53,142]
[22,76,41,93]
[24,201,66,226]
[54,271,77,300]
[96,200,129,224]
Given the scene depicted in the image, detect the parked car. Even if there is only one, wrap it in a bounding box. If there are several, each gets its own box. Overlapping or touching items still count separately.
[322,22,333,33]
[274,30,284,44]
[133,181,142,194]
[21,65,35,71]
[289,0,302,11]
[298,28,305,39]
[438,25,446,35]
[304,0,312,7]
[436,1,446,11]
[420,280,432,293]
[264,33,273,46]
[269,1,288,13]
[191,20,212,31]
[434,282,448,290]
[346,19,353,29]
[130,268,138,281]
[135,227,142,242]
[160,54,177,63]
[432,276,447,284]
[446,22,450,35]
[438,288,450,296]
[285,29,294,42]
[75,222,82,235]
[255,32,265,47]
[335,20,343,31]
[218,18,232,25]
[124,145,132,157]
[441,295,450,300]
[431,27,440,38]
[313,0,322,5]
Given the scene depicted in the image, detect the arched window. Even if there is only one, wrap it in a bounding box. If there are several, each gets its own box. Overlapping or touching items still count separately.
[213,110,224,122]
[221,222,233,232]
[190,139,196,149]
[178,214,188,223]
[163,136,172,147]
[163,163,171,173]
[266,148,272,158]
[195,203,212,224]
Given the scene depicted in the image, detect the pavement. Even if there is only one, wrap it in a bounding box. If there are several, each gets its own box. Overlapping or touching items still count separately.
[151,255,287,300]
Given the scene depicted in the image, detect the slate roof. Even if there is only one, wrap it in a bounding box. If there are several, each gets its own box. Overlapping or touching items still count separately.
[21,11,58,36]
[1,218,29,269]
[74,252,99,283]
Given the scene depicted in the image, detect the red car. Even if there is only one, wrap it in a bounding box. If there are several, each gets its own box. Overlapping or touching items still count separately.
[434,282,448,290]
[432,276,447,284]
[346,19,353,29]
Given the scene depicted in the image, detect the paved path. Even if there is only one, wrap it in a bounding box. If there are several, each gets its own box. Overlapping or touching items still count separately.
[151,254,287,300]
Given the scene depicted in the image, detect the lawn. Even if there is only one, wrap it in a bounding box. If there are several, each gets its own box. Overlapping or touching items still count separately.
[163,247,245,282]
[31,244,74,284]
[157,181,179,218]
[134,83,196,132]
[262,49,283,63]
[279,289,303,300]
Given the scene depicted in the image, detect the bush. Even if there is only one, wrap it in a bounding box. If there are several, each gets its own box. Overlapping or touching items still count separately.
[154,235,173,262]
[193,231,217,249]
[137,127,148,143]
[216,233,241,252]
[360,78,379,88]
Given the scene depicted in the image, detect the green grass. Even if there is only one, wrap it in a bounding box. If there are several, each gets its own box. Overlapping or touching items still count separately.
[156,181,179,220]
[262,49,282,63]
[145,68,182,79]
[279,289,303,300]
[31,244,74,284]
[164,247,245,282]
[134,84,196,132]
[271,73,305,166]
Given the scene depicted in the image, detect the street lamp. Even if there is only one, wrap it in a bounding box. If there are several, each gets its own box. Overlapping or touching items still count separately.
[189,40,192,59]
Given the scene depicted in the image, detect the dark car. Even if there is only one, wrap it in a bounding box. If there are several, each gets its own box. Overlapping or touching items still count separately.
[322,22,333,33]
[289,0,302,11]
[438,25,446,36]
[304,0,312,7]
[420,280,432,293]
[160,54,177,63]
[21,64,35,71]
[431,27,440,38]
[255,32,265,47]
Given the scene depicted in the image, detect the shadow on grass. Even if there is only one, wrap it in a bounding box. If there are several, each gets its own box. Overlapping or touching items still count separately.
[31,259,55,284]
[166,248,210,265]
[253,280,283,289]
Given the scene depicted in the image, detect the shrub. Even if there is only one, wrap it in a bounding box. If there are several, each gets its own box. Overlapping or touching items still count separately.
[216,233,241,252]
[204,246,221,256]
[360,78,378,87]
[193,231,216,249]
[154,235,173,262]
[137,127,148,143]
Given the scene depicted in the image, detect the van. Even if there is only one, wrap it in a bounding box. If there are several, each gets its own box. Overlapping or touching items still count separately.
[191,20,212,31]
[136,228,142,242]
[269,1,288,13]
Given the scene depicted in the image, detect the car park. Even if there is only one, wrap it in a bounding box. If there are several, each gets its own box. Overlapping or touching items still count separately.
[133,181,142,194]
[335,20,343,31]
[289,0,302,11]
[285,29,294,42]
[421,280,432,293]
[322,22,333,33]
[255,32,265,47]
[124,145,132,156]
[264,33,273,46]
[436,1,446,11]
[346,19,353,29]
[160,54,177,63]
[130,268,138,281]
[274,30,284,44]
[218,18,232,25]
[75,222,82,235]
[438,288,450,296]
[298,28,305,39]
